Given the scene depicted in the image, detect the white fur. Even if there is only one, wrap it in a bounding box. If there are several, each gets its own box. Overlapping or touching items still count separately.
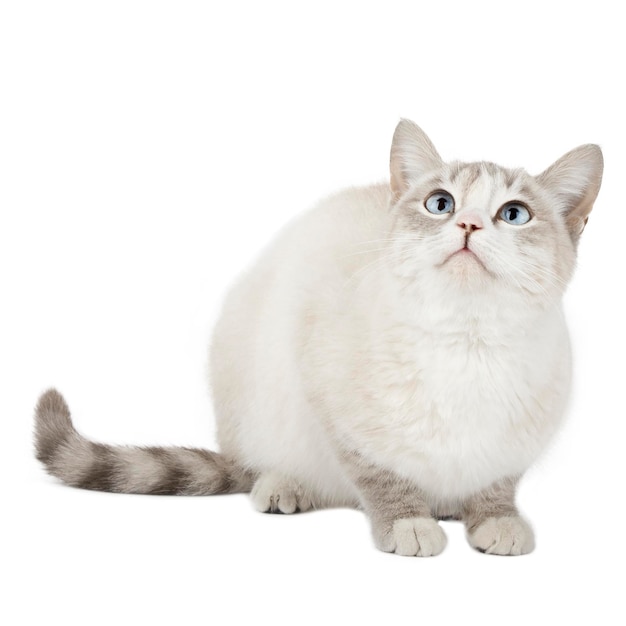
[387,518,448,557]
[468,516,535,555]
[209,123,600,516]
[250,472,312,513]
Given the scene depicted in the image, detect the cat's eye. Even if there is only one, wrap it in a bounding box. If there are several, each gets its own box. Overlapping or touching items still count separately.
[425,191,455,215]
[498,203,531,225]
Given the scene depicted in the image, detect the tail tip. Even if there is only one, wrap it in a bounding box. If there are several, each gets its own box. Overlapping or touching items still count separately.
[34,388,74,464]
[36,387,71,420]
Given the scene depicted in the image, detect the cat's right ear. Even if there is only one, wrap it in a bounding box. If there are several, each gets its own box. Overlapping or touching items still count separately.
[390,119,443,199]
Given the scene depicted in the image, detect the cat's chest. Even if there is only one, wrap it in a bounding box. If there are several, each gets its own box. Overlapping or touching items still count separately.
[348,321,568,499]
[366,330,529,424]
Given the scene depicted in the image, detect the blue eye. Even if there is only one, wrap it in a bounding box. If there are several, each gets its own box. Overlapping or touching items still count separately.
[499,203,531,225]
[425,191,455,215]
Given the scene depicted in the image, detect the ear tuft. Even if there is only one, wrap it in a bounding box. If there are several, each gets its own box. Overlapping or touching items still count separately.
[536,144,603,242]
[390,120,442,198]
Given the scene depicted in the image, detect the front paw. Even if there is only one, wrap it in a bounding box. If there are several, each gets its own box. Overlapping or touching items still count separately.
[374,517,447,557]
[468,516,535,556]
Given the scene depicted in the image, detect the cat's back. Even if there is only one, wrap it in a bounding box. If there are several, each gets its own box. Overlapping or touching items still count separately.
[210,183,391,460]
[266,182,392,276]
[218,182,391,314]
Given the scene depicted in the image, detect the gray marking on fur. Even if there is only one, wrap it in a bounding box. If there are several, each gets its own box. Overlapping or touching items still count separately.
[78,443,120,491]
[462,476,519,533]
[448,162,462,183]
[341,450,432,539]
[34,388,254,496]
[463,163,482,189]
[518,182,534,200]
[504,169,517,189]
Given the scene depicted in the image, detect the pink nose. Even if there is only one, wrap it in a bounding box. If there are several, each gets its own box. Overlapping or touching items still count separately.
[456,210,484,232]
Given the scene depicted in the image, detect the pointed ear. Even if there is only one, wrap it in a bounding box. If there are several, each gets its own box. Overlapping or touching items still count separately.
[390,119,443,198]
[535,144,603,242]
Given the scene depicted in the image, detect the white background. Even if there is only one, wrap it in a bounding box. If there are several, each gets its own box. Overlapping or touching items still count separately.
[2,1,625,624]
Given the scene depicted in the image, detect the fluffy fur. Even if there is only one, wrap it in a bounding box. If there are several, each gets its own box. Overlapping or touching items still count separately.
[36,120,603,556]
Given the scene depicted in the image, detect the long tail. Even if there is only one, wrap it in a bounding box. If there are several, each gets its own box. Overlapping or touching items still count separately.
[34,389,254,495]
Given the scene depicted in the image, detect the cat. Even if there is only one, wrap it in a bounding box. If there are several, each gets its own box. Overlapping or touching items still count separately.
[35,119,603,556]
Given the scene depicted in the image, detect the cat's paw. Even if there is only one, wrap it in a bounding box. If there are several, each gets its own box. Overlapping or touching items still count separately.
[374,517,447,557]
[250,472,312,514]
[468,516,535,556]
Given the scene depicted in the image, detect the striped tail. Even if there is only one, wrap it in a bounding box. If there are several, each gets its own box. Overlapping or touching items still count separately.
[34,389,254,495]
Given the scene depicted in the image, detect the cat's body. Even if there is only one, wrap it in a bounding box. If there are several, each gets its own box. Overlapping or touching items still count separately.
[36,121,603,555]
[212,182,570,512]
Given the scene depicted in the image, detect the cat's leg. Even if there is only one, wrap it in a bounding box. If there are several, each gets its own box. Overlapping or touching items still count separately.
[250,471,313,514]
[462,476,535,556]
[344,454,446,557]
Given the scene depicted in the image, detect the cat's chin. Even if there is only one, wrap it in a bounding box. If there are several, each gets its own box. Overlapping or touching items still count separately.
[442,248,492,281]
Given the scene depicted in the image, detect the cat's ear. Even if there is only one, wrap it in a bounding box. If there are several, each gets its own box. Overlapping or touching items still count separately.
[536,144,603,241]
[390,119,443,198]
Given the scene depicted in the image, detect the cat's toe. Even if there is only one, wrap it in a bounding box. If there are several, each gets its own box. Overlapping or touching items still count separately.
[468,516,535,556]
[250,473,311,514]
[375,517,447,557]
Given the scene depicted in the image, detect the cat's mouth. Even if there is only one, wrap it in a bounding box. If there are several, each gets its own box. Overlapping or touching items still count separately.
[444,245,491,274]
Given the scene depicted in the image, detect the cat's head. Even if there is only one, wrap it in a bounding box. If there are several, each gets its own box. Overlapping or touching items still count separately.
[388,119,603,304]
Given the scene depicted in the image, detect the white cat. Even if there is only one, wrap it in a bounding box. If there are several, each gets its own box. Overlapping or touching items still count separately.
[35,120,603,556]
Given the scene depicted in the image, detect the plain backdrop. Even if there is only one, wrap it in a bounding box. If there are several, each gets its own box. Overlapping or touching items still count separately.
[1,1,625,624]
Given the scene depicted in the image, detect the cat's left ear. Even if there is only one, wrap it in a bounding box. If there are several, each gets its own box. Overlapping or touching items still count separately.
[536,144,603,241]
